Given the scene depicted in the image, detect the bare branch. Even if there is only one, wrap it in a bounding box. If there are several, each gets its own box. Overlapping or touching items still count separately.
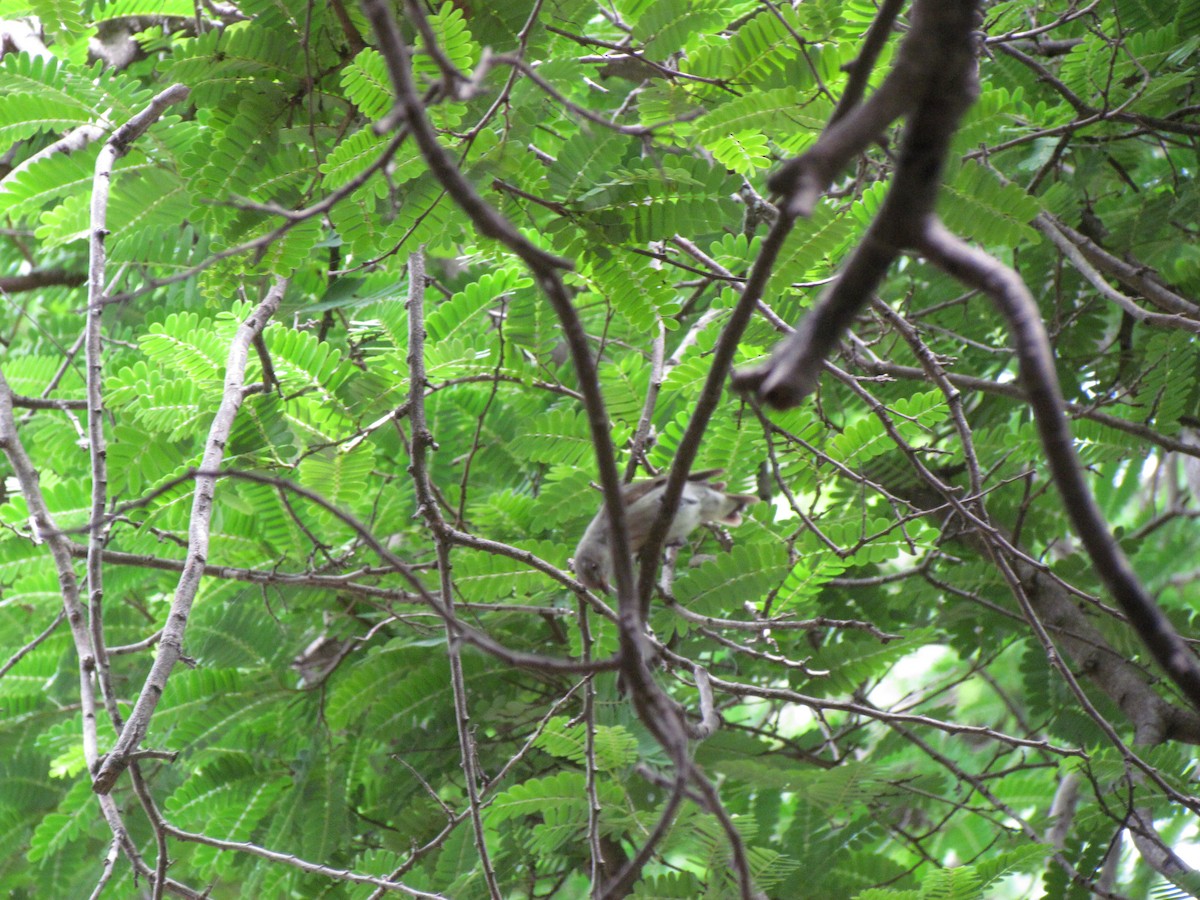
[164,825,448,897]
[687,665,720,740]
[0,610,64,679]
[406,249,502,898]
[0,269,86,293]
[1037,217,1200,332]
[92,277,286,795]
[735,0,980,404]
[1036,213,1200,320]
[917,219,1200,711]
[9,393,87,410]
[0,373,200,898]
[86,81,192,746]
[1047,771,1081,850]
[1,125,105,186]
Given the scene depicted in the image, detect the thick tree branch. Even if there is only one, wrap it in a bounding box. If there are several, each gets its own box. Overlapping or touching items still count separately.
[917,219,1200,711]
[0,269,86,293]
[735,0,980,403]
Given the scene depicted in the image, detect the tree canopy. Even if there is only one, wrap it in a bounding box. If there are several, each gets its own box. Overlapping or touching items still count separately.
[1,0,1199,897]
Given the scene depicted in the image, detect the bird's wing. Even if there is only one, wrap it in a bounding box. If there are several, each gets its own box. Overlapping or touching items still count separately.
[619,477,666,506]
[618,467,726,506]
[625,492,659,549]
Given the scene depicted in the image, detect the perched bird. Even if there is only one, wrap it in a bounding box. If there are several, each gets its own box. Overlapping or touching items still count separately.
[572,469,758,594]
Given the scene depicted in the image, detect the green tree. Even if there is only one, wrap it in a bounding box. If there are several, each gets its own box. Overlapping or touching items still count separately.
[0,0,1198,897]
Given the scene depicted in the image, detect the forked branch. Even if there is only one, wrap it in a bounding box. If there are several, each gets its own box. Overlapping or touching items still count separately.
[734,0,1200,710]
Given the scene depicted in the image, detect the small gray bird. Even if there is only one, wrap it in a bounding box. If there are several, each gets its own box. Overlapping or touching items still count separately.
[572,468,758,594]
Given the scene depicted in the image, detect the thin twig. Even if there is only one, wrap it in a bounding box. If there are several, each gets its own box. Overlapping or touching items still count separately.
[406,249,502,899]
[580,600,606,896]
[178,467,621,675]
[164,825,447,897]
[0,610,65,679]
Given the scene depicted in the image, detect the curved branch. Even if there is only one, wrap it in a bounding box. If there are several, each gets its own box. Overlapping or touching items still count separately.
[1037,217,1200,333]
[359,0,696,781]
[917,219,1200,711]
[0,374,200,898]
[766,0,972,217]
[735,0,980,403]
[92,277,286,795]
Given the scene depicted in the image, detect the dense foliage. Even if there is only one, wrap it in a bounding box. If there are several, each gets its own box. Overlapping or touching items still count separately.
[0,0,1199,897]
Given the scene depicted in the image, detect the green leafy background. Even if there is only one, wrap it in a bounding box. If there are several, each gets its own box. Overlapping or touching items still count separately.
[0,0,1199,897]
